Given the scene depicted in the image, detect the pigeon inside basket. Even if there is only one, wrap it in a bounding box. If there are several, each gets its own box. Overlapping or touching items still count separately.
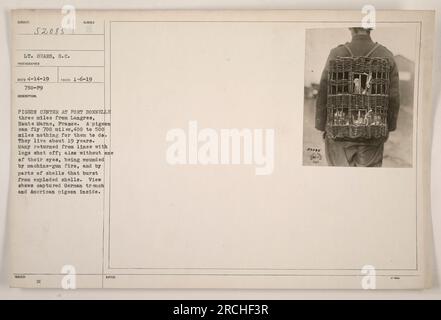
[325,56,391,140]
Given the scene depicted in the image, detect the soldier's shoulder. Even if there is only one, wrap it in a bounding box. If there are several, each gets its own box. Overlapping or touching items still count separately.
[375,43,395,58]
[329,43,350,56]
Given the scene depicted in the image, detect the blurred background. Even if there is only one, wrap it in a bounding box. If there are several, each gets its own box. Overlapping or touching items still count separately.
[303,27,417,167]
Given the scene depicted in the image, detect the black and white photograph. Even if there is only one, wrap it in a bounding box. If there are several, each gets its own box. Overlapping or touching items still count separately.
[1,4,439,303]
[303,26,418,167]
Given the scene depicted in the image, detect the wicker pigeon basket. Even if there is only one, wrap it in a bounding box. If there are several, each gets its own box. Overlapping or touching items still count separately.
[325,43,391,140]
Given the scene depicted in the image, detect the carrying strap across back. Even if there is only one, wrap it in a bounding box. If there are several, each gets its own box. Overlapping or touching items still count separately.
[343,42,380,58]
[365,42,380,57]
[343,44,354,57]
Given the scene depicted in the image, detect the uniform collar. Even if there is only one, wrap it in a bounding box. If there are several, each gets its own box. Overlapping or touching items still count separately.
[351,34,373,42]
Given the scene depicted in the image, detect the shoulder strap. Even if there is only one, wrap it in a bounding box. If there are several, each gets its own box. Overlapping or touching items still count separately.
[342,42,381,58]
[343,43,354,57]
[365,42,380,57]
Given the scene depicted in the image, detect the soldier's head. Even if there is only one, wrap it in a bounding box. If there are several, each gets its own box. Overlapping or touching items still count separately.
[349,27,372,37]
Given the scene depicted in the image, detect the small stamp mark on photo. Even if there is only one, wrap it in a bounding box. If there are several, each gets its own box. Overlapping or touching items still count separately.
[306,146,323,164]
